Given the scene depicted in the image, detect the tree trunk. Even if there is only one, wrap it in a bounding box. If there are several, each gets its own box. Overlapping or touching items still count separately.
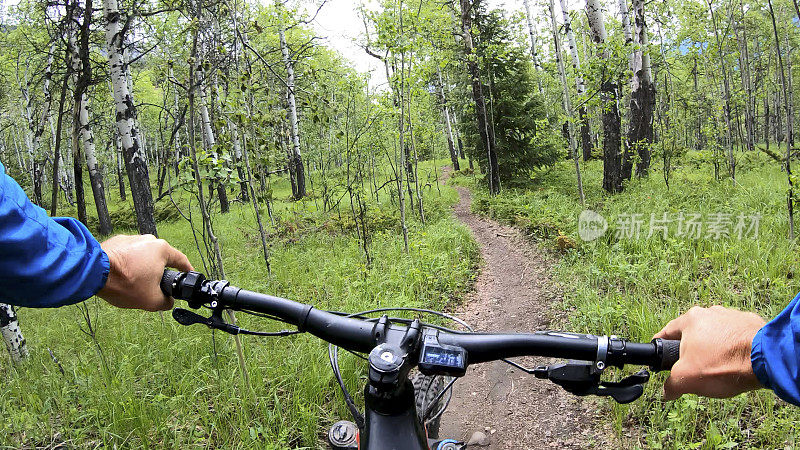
[768,0,794,239]
[692,57,703,150]
[707,0,736,181]
[787,37,794,155]
[396,10,410,253]
[459,0,499,194]
[21,41,57,208]
[734,4,755,152]
[629,0,655,177]
[438,70,460,171]
[104,0,157,235]
[522,0,544,94]
[197,64,229,213]
[452,111,466,159]
[586,0,624,193]
[549,0,586,206]
[239,118,270,270]
[765,96,770,150]
[0,304,27,362]
[787,37,795,239]
[71,83,87,226]
[408,98,425,223]
[619,0,634,70]
[51,74,71,216]
[278,13,306,200]
[560,0,594,161]
[68,26,87,226]
[115,134,126,201]
[81,100,112,234]
[228,117,249,202]
[618,0,634,178]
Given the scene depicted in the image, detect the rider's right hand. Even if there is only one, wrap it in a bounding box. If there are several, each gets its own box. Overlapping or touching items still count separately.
[97,234,193,312]
[654,305,766,401]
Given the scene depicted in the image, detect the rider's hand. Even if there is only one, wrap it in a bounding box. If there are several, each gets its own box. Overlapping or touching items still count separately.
[654,305,766,401]
[97,234,193,312]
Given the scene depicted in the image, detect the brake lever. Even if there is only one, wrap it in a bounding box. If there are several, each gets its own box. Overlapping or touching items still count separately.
[173,307,241,335]
[533,362,649,404]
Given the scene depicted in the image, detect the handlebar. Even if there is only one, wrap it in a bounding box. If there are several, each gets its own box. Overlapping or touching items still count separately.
[161,270,679,372]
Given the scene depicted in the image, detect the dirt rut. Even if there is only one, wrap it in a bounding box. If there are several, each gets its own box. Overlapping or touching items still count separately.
[438,181,605,449]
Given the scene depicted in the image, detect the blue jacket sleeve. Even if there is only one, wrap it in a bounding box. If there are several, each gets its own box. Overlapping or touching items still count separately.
[752,291,800,406]
[0,161,109,308]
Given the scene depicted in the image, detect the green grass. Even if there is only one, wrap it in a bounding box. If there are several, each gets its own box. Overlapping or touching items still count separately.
[453,152,800,448]
[0,158,479,448]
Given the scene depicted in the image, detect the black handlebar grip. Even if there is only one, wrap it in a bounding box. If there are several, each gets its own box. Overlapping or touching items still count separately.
[654,339,680,371]
[161,270,180,297]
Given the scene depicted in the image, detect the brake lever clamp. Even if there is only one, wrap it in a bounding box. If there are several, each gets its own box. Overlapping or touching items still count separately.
[533,361,650,404]
[172,307,241,335]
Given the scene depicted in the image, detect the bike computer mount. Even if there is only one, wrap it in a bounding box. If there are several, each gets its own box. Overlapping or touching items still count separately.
[418,330,467,377]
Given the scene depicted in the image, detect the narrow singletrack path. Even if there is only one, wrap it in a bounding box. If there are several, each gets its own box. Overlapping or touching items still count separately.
[439,170,606,449]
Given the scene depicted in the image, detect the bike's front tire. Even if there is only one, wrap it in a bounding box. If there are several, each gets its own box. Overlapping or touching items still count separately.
[412,372,452,439]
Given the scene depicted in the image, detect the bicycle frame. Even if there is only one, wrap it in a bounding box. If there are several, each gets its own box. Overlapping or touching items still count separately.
[361,378,430,450]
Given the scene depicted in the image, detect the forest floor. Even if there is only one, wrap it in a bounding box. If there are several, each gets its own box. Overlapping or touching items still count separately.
[439,167,610,449]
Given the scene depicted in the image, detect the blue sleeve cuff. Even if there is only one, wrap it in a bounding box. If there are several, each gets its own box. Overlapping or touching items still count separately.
[78,247,110,304]
[751,326,770,390]
[38,218,111,307]
[749,293,800,406]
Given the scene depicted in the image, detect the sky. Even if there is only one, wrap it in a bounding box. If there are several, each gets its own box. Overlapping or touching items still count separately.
[306,0,387,89]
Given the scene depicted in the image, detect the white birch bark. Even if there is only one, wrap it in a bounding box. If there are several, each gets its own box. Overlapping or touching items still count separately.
[550,0,585,206]
[559,0,585,97]
[437,69,459,171]
[122,42,147,166]
[523,0,544,94]
[196,63,230,213]
[523,0,540,68]
[49,117,73,202]
[1,304,28,362]
[68,29,89,224]
[198,67,217,149]
[105,0,138,159]
[18,42,56,200]
[169,66,184,173]
[618,0,635,79]
[559,0,595,160]
[586,0,609,43]
[628,0,655,176]
[12,133,24,171]
[278,11,305,199]
[631,0,652,91]
[29,42,56,158]
[104,0,156,234]
[586,0,625,192]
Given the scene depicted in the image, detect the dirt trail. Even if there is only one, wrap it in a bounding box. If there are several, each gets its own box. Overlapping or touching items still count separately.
[439,172,605,449]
